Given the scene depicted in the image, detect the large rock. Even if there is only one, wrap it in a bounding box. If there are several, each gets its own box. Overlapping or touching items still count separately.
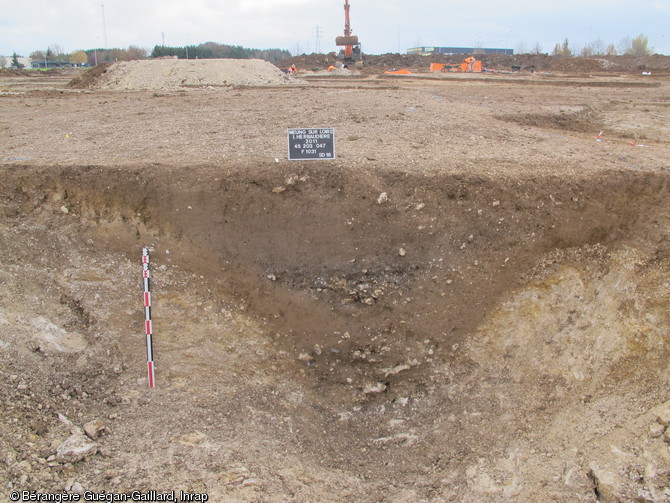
[56,435,98,463]
[83,419,108,440]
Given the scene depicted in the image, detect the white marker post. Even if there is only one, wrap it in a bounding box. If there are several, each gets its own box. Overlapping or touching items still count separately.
[142,248,155,388]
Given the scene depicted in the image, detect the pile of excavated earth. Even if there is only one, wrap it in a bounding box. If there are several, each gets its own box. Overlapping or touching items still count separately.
[81,58,297,90]
[1,56,670,503]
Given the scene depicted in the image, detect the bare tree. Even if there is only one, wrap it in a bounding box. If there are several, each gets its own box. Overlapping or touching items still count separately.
[591,38,606,55]
[580,45,594,57]
[530,42,544,55]
[126,45,149,60]
[48,43,68,62]
[580,39,606,57]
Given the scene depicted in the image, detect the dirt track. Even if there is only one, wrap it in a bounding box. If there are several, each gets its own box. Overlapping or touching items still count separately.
[1,63,670,502]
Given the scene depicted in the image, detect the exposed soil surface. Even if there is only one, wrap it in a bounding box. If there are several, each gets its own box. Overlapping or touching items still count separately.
[1,61,670,502]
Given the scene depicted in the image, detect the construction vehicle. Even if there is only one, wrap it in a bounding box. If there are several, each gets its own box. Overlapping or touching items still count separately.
[430,56,483,73]
[335,0,362,64]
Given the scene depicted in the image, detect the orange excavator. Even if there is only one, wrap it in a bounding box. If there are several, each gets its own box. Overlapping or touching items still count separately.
[335,0,361,64]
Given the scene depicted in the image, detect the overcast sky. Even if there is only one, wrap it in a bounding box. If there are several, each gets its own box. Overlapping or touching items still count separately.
[2,0,669,57]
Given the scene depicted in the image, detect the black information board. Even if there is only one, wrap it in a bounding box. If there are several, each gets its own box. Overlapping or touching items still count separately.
[287,128,336,160]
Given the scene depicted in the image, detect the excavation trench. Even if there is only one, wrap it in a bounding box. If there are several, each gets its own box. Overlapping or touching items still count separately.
[2,163,670,499]
[4,164,666,383]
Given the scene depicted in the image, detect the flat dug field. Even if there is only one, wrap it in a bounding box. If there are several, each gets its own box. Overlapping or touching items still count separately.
[1,60,670,502]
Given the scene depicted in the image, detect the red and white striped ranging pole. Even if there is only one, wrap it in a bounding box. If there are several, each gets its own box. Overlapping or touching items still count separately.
[142,248,155,389]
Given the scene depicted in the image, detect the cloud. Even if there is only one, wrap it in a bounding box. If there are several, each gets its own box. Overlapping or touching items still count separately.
[1,0,668,57]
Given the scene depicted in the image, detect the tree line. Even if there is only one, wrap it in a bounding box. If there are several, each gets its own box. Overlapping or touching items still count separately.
[541,34,653,57]
[150,42,290,63]
[10,41,289,68]
[26,44,148,67]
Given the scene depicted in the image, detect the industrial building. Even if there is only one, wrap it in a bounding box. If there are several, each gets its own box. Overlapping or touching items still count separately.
[408,46,513,56]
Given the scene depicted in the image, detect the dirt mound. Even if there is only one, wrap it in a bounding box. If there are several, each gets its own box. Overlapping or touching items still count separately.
[87,59,298,90]
[67,62,113,89]
[0,68,66,77]
[278,52,340,70]
[496,105,603,133]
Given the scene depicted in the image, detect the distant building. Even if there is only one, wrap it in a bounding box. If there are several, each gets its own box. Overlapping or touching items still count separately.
[0,56,32,68]
[31,60,74,69]
[408,46,513,56]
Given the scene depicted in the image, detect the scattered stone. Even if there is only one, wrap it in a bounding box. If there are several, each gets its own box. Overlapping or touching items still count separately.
[399,248,406,257]
[363,382,387,395]
[352,350,367,360]
[14,460,31,475]
[650,422,666,438]
[71,483,84,494]
[30,420,48,436]
[105,469,121,479]
[298,352,312,361]
[56,435,98,463]
[60,206,69,214]
[656,406,670,427]
[267,274,277,281]
[177,431,207,446]
[83,419,108,440]
[588,466,622,502]
[377,192,388,204]
[382,364,411,377]
[97,447,113,458]
[415,202,425,210]
[57,413,83,435]
[564,467,591,490]
[272,186,286,194]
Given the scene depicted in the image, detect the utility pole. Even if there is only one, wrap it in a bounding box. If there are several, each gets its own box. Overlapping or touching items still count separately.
[314,25,321,54]
[101,2,108,49]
